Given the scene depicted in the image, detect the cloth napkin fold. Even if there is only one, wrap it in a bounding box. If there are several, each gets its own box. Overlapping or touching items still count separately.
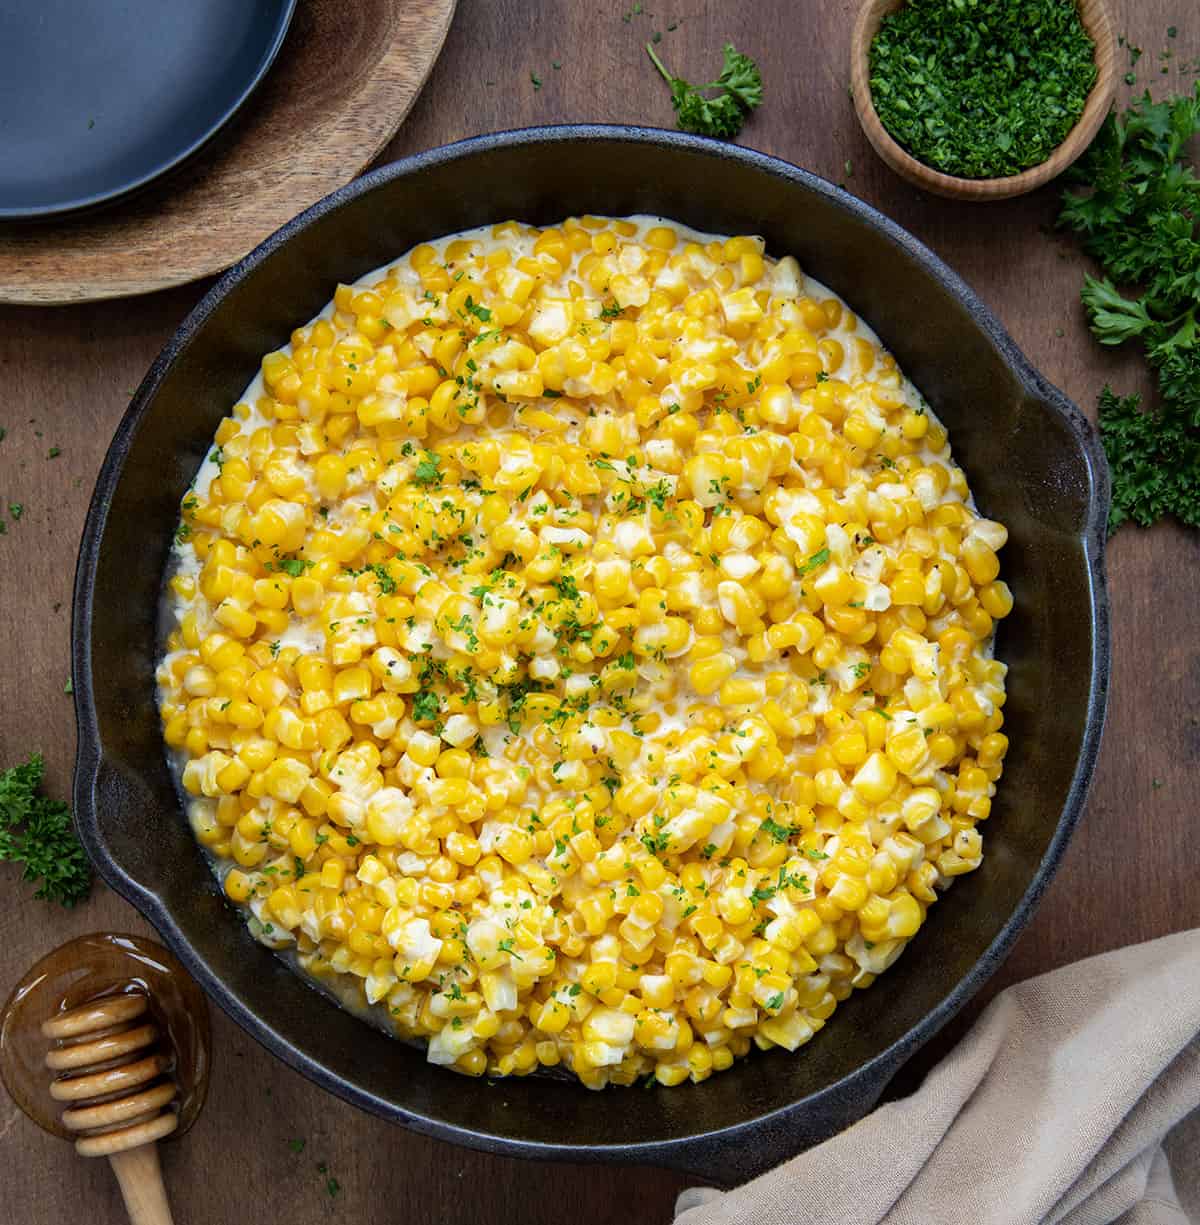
[676,928,1200,1225]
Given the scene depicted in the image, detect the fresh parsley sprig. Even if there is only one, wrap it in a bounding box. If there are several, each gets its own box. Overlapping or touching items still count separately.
[646,42,762,140]
[1058,83,1200,532]
[0,754,91,906]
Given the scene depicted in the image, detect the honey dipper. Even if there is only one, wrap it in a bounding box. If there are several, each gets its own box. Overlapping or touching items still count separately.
[1,934,211,1225]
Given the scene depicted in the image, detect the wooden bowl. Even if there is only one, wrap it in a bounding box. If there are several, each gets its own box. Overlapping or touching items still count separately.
[850,0,1116,200]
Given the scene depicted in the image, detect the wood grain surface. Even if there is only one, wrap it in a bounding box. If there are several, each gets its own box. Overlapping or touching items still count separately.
[1,2,1198,1222]
[0,0,457,305]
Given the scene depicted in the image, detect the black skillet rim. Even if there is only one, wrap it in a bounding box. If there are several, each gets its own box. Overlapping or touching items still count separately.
[0,0,296,222]
[71,124,1111,1168]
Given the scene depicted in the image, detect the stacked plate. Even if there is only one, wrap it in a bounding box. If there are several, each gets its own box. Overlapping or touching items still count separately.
[0,0,458,303]
[0,0,295,219]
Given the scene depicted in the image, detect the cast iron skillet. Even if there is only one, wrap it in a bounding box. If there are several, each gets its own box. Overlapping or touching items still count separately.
[72,126,1110,1184]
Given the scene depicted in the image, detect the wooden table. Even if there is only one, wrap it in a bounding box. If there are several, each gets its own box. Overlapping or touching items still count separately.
[2,2,1197,1221]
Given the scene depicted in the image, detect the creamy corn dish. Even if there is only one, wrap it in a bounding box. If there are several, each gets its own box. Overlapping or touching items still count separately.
[157,215,1012,1088]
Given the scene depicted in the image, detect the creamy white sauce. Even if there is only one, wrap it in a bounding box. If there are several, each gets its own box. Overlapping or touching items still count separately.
[157,215,1003,1055]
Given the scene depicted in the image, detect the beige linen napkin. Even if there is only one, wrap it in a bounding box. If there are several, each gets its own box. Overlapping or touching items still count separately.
[676,928,1200,1225]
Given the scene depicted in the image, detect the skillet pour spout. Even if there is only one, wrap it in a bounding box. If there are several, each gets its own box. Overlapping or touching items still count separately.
[72,126,1109,1183]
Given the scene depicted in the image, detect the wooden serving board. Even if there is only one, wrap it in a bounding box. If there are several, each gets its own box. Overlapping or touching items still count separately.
[0,0,457,305]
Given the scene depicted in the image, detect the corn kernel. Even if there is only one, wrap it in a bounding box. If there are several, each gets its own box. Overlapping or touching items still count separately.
[159,215,1010,1092]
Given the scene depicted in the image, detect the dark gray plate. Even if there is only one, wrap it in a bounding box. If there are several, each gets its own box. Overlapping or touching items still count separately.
[0,0,295,220]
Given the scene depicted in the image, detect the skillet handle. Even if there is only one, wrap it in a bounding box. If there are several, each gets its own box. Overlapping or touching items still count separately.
[73,744,176,920]
[656,1058,902,1188]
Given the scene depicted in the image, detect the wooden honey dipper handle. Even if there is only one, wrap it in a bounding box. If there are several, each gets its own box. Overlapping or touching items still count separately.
[108,1146,174,1225]
[42,994,177,1225]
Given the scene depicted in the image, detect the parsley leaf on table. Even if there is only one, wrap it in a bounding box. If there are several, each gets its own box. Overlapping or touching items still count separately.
[646,43,762,140]
[0,754,91,906]
[1058,83,1200,532]
[705,44,763,113]
[1079,276,1155,346]
[1097,387,1200,532]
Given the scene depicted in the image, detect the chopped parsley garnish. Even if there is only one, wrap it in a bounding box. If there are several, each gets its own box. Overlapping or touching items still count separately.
[640,831,670,856]
[413,450,442,487]
[797,547,830,577]
[370,562,397,595]
[644,479,672,511]
[759,817,793,844]
[553,574,580,601]
[464,295,492,323]
[750,865,811,905]
[269,557,311,578]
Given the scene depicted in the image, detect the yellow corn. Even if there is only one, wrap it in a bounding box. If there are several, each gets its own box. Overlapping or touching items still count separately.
[159,214,1011,1091]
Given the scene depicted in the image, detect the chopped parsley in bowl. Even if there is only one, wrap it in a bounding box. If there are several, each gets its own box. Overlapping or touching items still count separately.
[852,0,1116,198]
[865,0,1102,181]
